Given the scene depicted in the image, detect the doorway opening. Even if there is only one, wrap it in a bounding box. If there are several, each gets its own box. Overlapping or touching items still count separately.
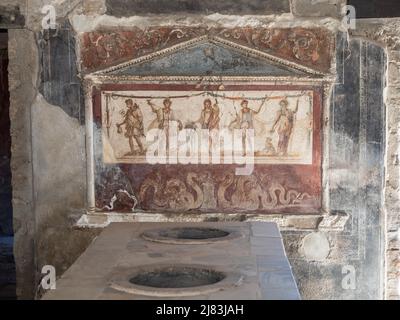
[0,29,16,300]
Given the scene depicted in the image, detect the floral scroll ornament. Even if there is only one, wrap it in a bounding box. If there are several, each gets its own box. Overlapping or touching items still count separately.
[82,27,330,71]
[218,28,285,50]
[217,28,321,63]
[288,30,320,63]
[250,29,287,51]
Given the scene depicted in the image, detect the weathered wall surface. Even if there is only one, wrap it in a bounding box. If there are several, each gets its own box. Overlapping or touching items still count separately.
[31,93,100,293]
[284,33,387,299]
[3,0,102,299]
[104,0,291,16]
[350,19,400,300]
[8,28,37,300]
[39,21,84,123]
[0,31,12,237]
[1,0,397,300]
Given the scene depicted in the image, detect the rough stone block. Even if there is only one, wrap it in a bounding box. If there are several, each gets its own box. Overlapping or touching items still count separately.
[292,0,345,18]
[83,0,107,15]
[388,62,400,84]
[286,216,322,230]
[0,5,25,28]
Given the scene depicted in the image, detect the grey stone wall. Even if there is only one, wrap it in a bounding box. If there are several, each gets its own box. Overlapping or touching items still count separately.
[350,18,400,300]
[8,29,37,299]
[3,0,101,298]
[284,33,386,300]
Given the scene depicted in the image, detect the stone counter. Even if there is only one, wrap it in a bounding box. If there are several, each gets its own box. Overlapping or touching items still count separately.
[43,222,300,300]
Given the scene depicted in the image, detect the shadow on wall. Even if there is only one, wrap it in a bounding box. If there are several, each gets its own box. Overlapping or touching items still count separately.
[0,29,16,300]
[105,0,291,15]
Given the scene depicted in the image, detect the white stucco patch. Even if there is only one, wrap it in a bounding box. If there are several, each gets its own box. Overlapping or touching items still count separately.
[300,232,331,261]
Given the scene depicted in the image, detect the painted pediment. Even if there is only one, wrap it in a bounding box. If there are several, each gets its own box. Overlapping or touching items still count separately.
[92,37,326,78]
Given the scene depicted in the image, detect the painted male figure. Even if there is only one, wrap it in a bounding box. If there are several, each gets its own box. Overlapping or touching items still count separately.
[116,99,145,156]
[229,99,266,155]
[229,99,266,130]
[147,98,183,131]
[199,98,220,130]
[147,98,183,153]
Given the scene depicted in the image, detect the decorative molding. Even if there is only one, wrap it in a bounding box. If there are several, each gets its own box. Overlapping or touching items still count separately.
[138,172,314,212]
[90,36,328,78]
[80,27,333,73]
[86,75,335,84]
[317,211,350,232]
[83,80,96,213]
[76,211,350,231]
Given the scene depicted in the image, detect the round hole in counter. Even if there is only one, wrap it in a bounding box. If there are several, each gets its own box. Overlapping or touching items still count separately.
[141,227,242,244]
[110,264,243,297]
[129,265,225,288]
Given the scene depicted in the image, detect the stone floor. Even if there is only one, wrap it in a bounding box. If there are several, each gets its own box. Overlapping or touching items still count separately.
[0,236,16,300]
[43,222,300,300]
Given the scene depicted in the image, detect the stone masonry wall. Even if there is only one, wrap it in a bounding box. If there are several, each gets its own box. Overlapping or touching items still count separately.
[351,19,400,300]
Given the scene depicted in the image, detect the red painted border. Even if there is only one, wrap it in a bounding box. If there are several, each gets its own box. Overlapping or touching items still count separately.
[92,83,323,214]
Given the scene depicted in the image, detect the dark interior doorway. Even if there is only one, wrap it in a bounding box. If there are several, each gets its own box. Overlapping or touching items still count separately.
[348,0,400,18]
[0,29,16,300]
